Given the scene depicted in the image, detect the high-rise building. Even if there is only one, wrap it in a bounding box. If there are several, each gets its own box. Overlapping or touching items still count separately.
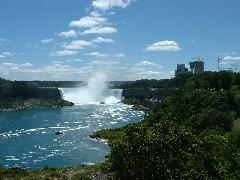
[175,64,188,76]
[189,61,204,74]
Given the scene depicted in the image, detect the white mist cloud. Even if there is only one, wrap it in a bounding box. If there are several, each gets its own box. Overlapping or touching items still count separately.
[220,56,240,65]
[2,62,33,68]
[115,53,125,58]
[51,50,79,56]
[58,30,78,38]
[66,58,83,63]
[126,66,169,80]
[0,38,11,45]
[81,27,117,35]
[92,0,134,10]
[145,40,181,52]
[137,60,156,66]
[86,52,109,58]
[92,37,114,43]
[62,40,94,50]
[220,61,229,65]
[69,16,107,28]
[41,38,53,44]
[0,52,13,58]
[223,56,240,61]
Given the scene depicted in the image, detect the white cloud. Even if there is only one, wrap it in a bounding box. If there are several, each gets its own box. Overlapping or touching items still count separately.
[223,56,240,61]
[51,50,79,56]
[0,60,172,81]
[86,51,108,58]
[21,63,33,67]
[115,53,125,58]
[137,60,156,66]
[92,37,114,43]
[0,52,12,58]
[0,38,11,45]
[66,58,83,63]
[220,56,240,65]
[107,11,116,15]
[57,37,113,53]
[2,63,18,67]
[2,52,12,56]
[90,11,102,18]
[0,38,5,45]
[221,52,238,56]
[127,66,169,80]
[220,61,229,65]
[58,30,78,38]
[62,40,94,50]
[81,27,117,35]
[145,40,181,52]
[0,62,94,80]
[2,62,33,70]
[90,60,120,66]
[92,0,133,10]
[69,16,107,28]
[41,38,53,44]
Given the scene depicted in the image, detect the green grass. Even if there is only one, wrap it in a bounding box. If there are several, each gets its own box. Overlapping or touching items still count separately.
[90,128,124,144]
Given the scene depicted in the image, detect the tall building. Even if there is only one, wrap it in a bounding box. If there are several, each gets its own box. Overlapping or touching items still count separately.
[175,64,188,76]
[189,61,204,74]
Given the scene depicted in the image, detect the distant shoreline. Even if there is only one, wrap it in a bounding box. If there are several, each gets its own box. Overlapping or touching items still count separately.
[0,98,74,112]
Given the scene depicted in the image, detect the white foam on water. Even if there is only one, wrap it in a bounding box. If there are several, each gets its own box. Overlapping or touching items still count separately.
[110,122,117,124]
[49,127,70,129]
[6,156,20,161]
[82,162,95,165]
[105,96,120,104]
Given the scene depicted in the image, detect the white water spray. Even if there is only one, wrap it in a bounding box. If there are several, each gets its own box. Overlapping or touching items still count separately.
[60,73,122,105]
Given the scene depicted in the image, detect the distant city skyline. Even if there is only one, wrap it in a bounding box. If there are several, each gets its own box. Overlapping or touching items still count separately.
[0,0,240,80]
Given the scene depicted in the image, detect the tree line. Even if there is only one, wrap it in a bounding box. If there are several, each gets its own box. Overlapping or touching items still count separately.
[0,77,62,101]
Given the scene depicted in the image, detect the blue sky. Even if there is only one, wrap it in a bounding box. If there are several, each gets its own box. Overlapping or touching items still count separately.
[0,0,240,80]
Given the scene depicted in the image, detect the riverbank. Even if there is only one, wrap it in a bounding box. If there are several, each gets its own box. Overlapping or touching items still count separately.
[0,98,74,112]
[0,164,113,179]
[0,77,74,112]
[121,97,156,112]
[121,87,176,113]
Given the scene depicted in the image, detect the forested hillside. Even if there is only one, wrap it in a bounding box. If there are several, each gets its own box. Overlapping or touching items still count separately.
[0,77,73,111]
[94,72,240,179]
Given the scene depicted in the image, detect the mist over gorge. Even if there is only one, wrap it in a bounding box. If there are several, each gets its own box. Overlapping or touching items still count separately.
[60,73,123,105]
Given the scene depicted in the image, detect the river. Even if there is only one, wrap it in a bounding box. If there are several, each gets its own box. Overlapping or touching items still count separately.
[0,89,144,169]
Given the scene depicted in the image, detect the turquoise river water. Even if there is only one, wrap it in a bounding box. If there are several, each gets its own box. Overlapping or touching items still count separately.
[0,103,144,169]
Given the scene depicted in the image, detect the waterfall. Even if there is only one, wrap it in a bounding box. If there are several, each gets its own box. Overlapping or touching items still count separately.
[59,73,123,105]
[59,88,123,105]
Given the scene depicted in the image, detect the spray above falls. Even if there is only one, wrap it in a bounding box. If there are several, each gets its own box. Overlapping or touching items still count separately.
[60,73,123,105]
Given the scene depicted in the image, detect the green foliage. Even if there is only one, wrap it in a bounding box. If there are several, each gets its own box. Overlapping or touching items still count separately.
[0,77,62,101]
[121,79,175,89]
[147,90,237,132]
[122,71,240,91]
[0,76,71,111]
[107,72,240,179]
[0,167,31,179]
[90,128,124,144]
[109,121,240,179]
